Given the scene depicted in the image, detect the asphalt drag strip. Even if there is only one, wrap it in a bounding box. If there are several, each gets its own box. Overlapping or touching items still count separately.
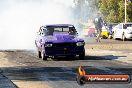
[0,50,132,88]
[0,73,17,88]
[1,66,132,88]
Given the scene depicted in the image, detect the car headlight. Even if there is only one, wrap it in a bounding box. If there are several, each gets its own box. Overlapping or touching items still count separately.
[76,42,85,46]
[45,43,53,47]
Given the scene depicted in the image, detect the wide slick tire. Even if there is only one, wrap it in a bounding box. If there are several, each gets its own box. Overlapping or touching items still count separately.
[37,48,41,58]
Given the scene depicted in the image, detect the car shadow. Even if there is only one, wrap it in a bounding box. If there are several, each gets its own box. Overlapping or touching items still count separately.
[84,55,126,60]
[51,55,126,61]
[114,38,132,41]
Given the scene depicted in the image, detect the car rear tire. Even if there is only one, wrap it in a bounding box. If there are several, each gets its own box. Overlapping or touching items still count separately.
[37,48,41,58]
[41,51,47,61]
[38,51,41,58]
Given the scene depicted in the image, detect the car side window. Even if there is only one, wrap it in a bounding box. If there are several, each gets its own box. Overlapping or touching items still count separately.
[43,28,47,36]
[69,27,76,35]
[123,24,127,29]
[39,27,46,36]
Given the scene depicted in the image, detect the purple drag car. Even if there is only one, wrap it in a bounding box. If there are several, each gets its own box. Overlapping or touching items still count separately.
[35,24,85,60]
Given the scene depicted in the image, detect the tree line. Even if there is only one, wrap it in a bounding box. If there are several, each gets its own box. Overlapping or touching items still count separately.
[73,0,132,23]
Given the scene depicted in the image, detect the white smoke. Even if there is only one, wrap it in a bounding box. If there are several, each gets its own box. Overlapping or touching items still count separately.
[0,0,74,49]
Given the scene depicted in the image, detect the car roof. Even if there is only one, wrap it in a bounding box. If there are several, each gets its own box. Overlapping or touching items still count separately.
[44,24,74,27]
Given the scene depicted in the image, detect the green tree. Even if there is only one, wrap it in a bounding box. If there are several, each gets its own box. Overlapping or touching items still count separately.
[127,2,132,22]
[99,0,132,23]
[99,0,120,23]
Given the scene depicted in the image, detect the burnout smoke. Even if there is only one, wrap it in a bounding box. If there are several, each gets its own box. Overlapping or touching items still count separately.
[0,0,74,49]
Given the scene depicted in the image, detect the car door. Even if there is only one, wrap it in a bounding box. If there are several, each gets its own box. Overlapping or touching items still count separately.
[114,24,123,38]
[117,24,124,38]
